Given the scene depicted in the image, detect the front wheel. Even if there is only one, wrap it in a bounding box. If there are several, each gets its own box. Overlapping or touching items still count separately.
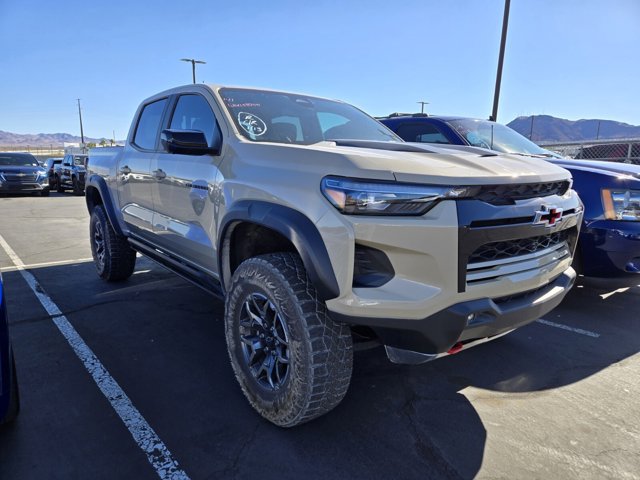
[225,253,353,427]
[56,176,64,193]
[90,205,136,281]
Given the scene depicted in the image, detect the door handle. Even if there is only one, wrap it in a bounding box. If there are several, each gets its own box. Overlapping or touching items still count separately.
[119,165,131,174]
[153,169,166,180]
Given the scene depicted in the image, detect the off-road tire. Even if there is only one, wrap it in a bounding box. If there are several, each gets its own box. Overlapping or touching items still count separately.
[72,177,84,196]
[225,252,353,427]
[1,349,20,424]
[40,188,50,197]
[90,205,136,281]
[56,176,64,193]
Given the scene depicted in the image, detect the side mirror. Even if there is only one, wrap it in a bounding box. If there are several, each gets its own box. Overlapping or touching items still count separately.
[161,129,220,156]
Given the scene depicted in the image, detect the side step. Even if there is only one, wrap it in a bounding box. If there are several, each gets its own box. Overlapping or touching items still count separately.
[128,238,224,298]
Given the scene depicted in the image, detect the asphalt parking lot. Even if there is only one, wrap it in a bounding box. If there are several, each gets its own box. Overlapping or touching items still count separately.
[0,193,639,480]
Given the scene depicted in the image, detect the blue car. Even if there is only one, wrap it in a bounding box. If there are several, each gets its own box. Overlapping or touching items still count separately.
[1,272,19,425]
[380,115,640,279]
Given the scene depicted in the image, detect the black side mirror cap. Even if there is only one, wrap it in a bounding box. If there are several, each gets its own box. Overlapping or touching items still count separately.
[161,129,220,155]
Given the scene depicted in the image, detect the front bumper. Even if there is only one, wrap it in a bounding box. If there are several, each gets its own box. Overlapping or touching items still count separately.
[0,181,49,193]
[579,220,640,277]
[332,268,575,355]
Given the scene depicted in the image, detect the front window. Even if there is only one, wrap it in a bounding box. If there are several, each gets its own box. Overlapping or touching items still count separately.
[447,118,551,156]
[220,88,400,145]
[0,153,39,166]
[73,156,86,166]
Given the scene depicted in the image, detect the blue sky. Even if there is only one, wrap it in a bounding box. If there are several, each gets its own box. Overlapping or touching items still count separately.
[1,0,638,139]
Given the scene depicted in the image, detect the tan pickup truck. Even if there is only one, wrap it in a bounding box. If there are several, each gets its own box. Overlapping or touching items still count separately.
[85,84,583,426]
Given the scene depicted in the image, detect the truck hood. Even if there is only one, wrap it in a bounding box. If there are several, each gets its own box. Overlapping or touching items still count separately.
[550,158,640,180]
[305,140,571,185]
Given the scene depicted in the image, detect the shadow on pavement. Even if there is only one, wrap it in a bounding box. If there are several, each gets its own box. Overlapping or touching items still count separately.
[1,261,638,479]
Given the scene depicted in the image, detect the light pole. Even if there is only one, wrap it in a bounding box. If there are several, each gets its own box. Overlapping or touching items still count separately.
[417,101,429,114]
[77,98,85,145]
[490,0,511,122]
[180,58,206,84]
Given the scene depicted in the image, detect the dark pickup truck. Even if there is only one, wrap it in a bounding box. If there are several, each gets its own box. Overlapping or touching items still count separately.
[53,153,87,195]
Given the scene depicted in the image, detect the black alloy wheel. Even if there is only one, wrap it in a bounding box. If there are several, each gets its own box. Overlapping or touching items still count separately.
[239,293,290,390]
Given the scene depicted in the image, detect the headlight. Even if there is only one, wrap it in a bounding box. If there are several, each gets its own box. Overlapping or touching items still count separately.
[321,176,473,216]
[602,189,640,221]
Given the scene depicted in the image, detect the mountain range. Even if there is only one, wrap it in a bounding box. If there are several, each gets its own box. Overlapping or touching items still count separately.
[506,116,640,143]
[2,115,640,147]
[0,130,107,147]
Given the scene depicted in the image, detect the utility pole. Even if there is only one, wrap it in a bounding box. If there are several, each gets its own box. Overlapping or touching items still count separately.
[77,98,85,145]
[417,101,429,114]
[596,120,601,140]
[180,58,206,84]
[490,0,511,122]
[529,115,535,140]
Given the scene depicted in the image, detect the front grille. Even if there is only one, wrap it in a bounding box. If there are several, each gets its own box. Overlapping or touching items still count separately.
[4,174,38,183]
[475,181,570,205]
[469,230,570,264]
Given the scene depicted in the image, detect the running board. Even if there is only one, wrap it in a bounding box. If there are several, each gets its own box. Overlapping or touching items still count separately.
[128,238,224,298]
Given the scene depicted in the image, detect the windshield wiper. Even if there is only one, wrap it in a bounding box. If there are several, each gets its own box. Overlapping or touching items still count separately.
[508,152,554,158]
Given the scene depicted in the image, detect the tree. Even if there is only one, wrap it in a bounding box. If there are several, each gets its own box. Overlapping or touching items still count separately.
[99,138,107,147]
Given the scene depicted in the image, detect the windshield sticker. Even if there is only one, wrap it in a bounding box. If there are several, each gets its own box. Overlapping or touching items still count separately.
[238,112,267,136]
[223,97,261,108]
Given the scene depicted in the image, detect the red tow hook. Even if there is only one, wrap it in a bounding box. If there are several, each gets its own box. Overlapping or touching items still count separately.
[447,342,464,355]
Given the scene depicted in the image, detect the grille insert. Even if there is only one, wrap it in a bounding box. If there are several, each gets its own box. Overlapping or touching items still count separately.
[475,181,570,205]
[469,230,570,264]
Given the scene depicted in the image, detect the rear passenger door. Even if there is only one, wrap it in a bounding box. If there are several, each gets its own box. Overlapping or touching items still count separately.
[151,93,224,274]
[118,97,168,240]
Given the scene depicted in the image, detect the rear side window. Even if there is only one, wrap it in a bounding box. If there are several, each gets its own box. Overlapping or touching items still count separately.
[133,98,168,150]
[396,123,451,144]
[169,94,219,146]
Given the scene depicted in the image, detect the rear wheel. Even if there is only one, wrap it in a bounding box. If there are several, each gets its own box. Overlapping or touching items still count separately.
[72,177,83,196]
[90,205,136,281]
[225,252,353,427]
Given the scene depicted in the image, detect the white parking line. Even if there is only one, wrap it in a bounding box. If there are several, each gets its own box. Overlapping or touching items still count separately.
[536,318,600,338]
[0,234,190,480]
[0,257,93,273]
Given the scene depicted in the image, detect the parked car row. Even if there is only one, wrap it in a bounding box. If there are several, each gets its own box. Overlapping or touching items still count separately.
[379,114,640,281]
[0,152,88,197]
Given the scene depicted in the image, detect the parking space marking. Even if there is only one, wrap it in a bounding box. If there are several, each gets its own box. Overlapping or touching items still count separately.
[600,287,630,300]
[0,234,190,480]
[536,318,600,338]
[0,257,93,273]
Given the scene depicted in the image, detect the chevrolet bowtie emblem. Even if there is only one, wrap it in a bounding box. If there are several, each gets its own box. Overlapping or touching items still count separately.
[534,205,563,227]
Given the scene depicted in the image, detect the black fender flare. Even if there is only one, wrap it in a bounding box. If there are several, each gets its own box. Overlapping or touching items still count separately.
[84,174,126,237]
[218,201,340,301]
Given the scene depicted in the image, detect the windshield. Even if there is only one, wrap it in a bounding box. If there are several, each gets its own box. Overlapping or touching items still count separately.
[447,118,551,156]
[0,153,39,166]
[220,88,400,145]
